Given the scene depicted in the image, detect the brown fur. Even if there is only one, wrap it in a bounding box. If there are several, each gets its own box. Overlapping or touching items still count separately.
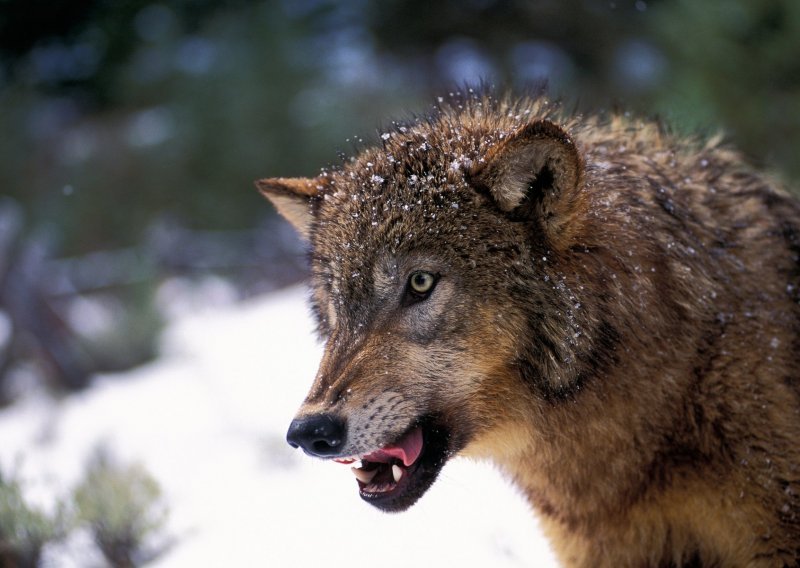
[258,92,800,567]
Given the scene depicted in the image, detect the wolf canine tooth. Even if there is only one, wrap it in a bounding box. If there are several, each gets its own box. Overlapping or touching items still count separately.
[392,465,403,483]
[351,467,377,484]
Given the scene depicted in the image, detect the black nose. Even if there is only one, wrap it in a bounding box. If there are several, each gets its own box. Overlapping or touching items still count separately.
[286,414,346,457]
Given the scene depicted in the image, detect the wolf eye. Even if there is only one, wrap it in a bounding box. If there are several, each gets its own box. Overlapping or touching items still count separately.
[407,271,437,298]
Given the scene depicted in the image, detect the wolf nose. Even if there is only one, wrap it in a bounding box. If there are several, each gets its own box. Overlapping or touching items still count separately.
[286,414,346,457]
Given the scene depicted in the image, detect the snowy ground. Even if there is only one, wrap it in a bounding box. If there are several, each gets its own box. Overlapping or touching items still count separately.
[0,284,557,567]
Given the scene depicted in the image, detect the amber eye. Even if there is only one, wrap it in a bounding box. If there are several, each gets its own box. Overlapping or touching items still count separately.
[408,271,437,297]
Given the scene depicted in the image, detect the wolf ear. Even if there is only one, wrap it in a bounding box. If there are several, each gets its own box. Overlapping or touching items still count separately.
[471,120,584,240]
[256,177,324,240]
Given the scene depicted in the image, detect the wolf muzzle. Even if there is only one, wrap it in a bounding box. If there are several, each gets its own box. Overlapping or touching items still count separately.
[286,413,346,458]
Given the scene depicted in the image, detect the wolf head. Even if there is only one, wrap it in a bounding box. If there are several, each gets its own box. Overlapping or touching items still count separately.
[259,96,590,512]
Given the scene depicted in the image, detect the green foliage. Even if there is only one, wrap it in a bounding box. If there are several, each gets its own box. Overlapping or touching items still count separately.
[74,285,163,374]
[73,448,168,568]
[0,1,387,255]
[0,451,169,568]
[650,0,800,183]
[0,468,67,568]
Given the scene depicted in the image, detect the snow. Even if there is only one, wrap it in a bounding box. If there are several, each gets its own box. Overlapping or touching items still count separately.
[0,285,557,567]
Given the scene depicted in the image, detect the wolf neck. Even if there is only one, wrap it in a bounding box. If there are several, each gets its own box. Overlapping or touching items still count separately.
[470,285,705,523]
[477,387,659,526]
[473,322,765,567]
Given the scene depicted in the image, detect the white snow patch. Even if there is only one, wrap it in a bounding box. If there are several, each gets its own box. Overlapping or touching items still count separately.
[0,285,557,567]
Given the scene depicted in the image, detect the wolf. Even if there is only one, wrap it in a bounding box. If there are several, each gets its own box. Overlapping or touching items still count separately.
[258,92,800,567]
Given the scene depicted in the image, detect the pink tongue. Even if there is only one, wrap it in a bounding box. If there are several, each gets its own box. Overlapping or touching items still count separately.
[363,427,423,466]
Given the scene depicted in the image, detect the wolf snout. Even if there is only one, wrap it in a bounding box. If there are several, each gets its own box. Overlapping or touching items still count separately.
[286,413,346,457]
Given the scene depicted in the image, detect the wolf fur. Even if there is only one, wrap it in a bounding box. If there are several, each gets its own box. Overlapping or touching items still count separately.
[258,92,800,567]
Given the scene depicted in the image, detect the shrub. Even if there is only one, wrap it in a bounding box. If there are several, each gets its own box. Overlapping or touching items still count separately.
[0,467,67,568]
[73,448,169,568]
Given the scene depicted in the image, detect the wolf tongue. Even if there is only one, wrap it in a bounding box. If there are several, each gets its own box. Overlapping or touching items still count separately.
[363,427,423,467]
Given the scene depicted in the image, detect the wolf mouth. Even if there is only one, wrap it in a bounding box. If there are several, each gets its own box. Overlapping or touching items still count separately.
[334,418,451,512]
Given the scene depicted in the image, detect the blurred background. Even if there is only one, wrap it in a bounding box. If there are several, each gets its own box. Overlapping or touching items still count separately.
[0,0,798,401]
